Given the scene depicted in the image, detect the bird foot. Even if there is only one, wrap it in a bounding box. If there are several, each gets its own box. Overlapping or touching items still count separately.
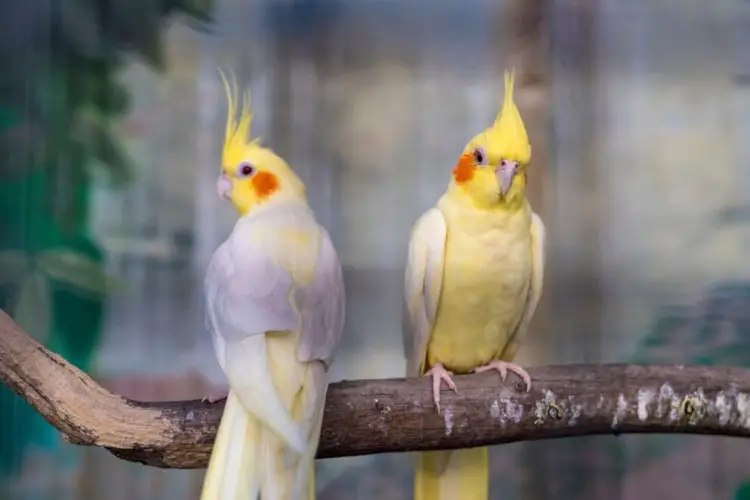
[424,363,458,413]
[472,361,532,392]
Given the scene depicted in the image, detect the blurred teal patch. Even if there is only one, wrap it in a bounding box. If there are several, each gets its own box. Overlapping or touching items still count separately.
[735,481,750,500]
[538,281,750,498]
[624,281,750,468]
[0,104,20,130]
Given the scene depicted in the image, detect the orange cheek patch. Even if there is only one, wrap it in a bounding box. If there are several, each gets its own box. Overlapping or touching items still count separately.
[452,154,475,184]
[252,171,279,198]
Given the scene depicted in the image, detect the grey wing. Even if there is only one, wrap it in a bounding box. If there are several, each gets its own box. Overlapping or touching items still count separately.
[295,227,346,368]
[204,234,298,345]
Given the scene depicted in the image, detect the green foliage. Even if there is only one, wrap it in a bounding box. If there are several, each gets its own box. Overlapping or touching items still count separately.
[0,0,216,477]
[735,481,750,500]
[0,248,125,344]
[0,0,215,314]
[0,0,215,227]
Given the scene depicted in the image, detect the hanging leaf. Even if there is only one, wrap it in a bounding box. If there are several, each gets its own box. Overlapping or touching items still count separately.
[90,78,130,118]
[98,0,166,69]
[165,0,216,24]
[11,271,50,344]
[92,123,132,185]
[55,0,105,60]
[71,113,132,185]
[35,248,126,296]
[67,59,129,119]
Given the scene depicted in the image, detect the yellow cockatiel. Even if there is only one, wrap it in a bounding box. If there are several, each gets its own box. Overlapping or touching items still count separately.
[200,71,346,500]
[403,70,546,500]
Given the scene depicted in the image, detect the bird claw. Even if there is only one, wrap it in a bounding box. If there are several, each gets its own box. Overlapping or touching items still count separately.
[424,363,458,413]
[201,391,228,404]
[472,361,532,392]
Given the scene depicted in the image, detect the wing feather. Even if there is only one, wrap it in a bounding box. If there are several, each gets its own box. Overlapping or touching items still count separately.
[204,223,298,347]
[296,227,346,367]
[205,203,344,367]
[402,207,448,377]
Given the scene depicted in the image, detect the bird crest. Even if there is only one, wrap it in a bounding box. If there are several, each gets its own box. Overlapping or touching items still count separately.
[218,68,261,167]
[486,69,531,165]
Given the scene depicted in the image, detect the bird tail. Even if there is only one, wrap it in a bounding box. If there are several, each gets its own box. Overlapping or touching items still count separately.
[257,407,320,500]
[200,390,322,500]
[414,447,488,500]
[201,390,262,500]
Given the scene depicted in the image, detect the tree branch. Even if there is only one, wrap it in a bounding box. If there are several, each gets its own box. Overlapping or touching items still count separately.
[2,308,750,469]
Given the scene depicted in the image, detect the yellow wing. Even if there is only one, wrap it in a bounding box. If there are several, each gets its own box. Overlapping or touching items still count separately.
[402,207,447,377]
[500,211,546,361]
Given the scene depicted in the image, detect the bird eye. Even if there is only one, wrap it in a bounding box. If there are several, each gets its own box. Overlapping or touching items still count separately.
[472,147,487,166]
[236,163,255,177]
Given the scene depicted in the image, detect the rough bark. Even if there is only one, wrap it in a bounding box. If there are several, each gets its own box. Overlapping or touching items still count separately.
[2,309,750,469]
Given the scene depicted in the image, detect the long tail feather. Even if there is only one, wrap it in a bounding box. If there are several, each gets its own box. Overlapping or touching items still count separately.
[261,380,325,500]
[415,447,489,500]
[258,408,322,500]
[201,391,260,500]
[201,390,321,500]
[224,336,306,454]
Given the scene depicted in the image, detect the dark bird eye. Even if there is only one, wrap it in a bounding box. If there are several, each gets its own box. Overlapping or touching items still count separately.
[237,163,255,177]
[472,147,487,166]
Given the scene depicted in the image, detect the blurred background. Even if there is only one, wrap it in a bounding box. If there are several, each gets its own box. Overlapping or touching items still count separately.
[1,0,750,498]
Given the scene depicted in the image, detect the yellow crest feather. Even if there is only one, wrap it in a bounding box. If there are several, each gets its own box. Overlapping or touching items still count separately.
[489,68,531,164]
[218,68,260,164]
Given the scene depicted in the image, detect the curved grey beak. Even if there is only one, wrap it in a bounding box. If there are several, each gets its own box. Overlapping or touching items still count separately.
[495,160,518,197]
[216,172,232,200]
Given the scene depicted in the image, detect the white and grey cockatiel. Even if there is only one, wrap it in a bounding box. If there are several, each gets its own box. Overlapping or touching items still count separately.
[200,71,346,500]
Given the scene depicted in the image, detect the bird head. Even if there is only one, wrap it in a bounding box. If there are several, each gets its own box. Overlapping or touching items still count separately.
[450,69,531,209]
[216,70,306,216]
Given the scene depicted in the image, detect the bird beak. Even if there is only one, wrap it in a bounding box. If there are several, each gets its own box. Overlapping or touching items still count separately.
[216,172,232,200]
[495,160,518,197]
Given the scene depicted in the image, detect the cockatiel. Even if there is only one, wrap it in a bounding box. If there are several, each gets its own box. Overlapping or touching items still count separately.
[403,69,546,500]
[200,71,346,500]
